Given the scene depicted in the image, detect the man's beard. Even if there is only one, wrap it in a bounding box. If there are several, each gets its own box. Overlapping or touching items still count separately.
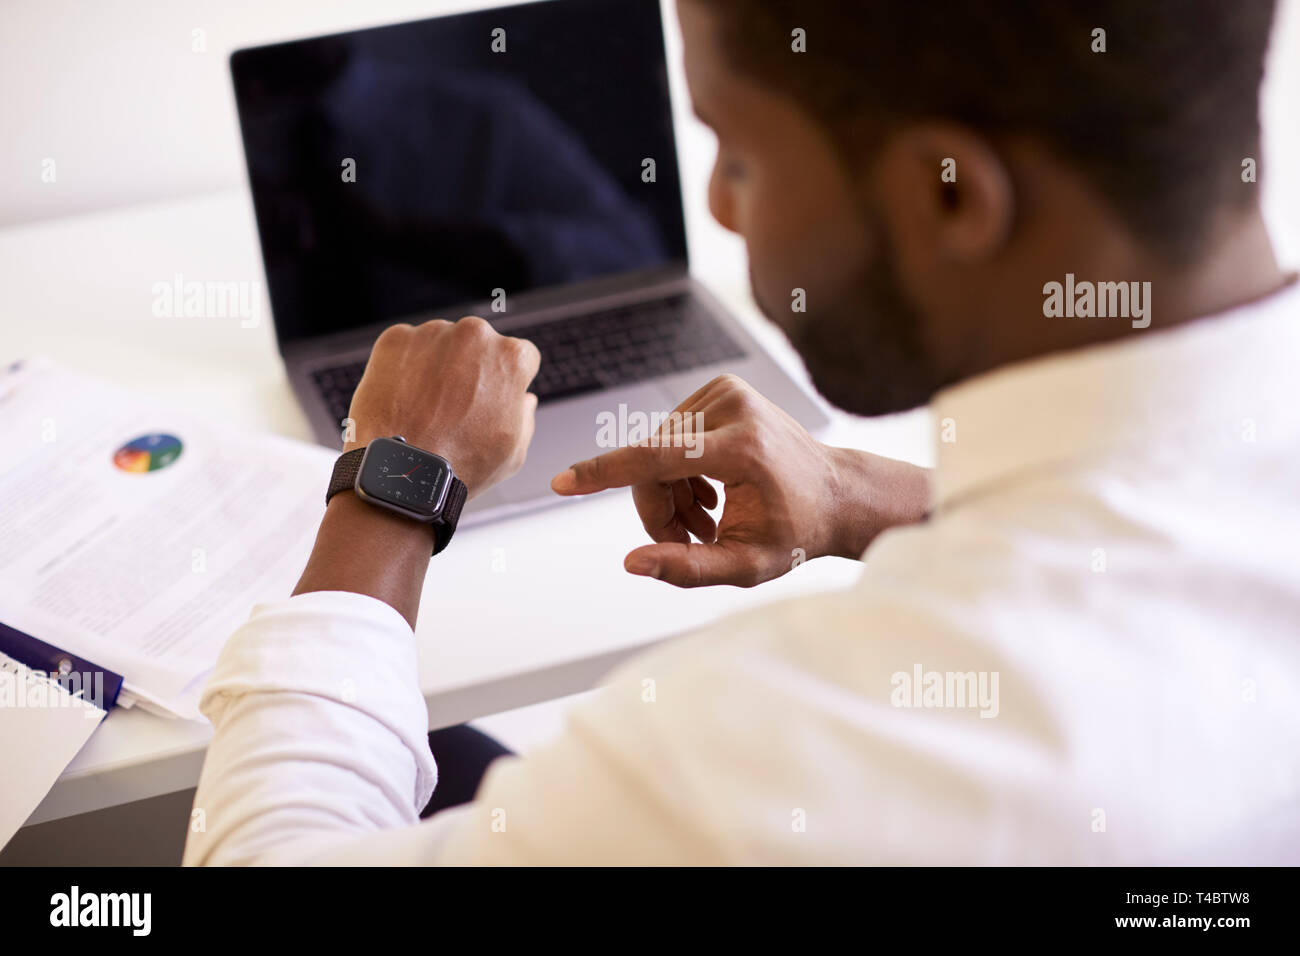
[751,240,942,417]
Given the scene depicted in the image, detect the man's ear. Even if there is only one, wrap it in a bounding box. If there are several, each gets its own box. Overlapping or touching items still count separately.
[869,123,1014,263]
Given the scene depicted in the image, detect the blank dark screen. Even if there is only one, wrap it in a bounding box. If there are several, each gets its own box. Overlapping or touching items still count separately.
[231,0,688,342]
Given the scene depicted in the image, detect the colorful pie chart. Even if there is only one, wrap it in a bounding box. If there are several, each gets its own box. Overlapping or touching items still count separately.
[113,433,183,473]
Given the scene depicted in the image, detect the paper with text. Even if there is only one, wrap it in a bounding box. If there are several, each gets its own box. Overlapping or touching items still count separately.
[0,359,333,719]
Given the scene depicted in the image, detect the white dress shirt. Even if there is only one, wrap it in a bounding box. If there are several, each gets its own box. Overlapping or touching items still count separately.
[183,282,1300,865]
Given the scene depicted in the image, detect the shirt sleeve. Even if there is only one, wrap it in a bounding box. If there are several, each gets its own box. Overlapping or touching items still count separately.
[183,590,437,866]
[182,588,734,866]
[189,579,1027,865]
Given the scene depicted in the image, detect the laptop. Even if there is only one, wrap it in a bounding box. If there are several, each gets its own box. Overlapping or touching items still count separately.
[230,0,828,523]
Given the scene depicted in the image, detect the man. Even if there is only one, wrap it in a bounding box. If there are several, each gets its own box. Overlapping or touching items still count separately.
[184,0,1299,865]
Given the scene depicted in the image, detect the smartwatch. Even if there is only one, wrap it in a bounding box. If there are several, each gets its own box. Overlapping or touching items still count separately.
[326,436,467,555]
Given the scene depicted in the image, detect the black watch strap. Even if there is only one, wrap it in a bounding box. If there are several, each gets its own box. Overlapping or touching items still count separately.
[326,448,366,504]
[326,446,467,555]
[432,476,467,554]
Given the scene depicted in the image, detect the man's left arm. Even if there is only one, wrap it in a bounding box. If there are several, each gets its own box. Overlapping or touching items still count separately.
[185,317,539,866]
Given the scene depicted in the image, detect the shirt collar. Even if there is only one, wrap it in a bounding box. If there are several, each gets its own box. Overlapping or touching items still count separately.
[929,277,1300,512]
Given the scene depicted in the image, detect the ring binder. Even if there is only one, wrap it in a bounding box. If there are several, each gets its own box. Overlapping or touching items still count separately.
[0,621,123,711]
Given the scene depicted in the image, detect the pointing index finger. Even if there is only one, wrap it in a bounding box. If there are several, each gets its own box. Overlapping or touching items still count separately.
[551,442,709,495]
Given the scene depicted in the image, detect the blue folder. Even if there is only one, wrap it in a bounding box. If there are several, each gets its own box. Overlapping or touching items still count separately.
[0,620,123,710]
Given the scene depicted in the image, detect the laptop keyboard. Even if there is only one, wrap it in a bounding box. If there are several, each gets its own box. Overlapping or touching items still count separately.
[309,293,745,424]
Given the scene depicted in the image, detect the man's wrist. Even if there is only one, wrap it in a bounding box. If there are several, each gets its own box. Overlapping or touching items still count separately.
[293,489,436,628]
[324,489,439,548]
[823,446,932,560]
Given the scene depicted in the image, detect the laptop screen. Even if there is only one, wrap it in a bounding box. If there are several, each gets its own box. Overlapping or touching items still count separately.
[231,0,688,343]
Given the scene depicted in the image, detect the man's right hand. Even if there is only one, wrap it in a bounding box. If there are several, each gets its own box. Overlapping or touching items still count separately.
[550,374,931,588]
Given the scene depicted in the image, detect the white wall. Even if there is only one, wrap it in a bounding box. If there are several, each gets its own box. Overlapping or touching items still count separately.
[2,0,1298,263]
[1259,0,1300,262]
[0,0,555,223]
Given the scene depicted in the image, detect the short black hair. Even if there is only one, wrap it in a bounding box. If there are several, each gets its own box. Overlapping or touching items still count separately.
[693,0,1278,264]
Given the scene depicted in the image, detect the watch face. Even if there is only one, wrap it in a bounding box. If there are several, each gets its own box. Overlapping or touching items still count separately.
[357,438,450,518]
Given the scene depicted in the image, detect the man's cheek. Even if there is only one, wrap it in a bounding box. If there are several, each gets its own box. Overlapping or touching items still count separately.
[744,249,798,326]
[750,233,844,318]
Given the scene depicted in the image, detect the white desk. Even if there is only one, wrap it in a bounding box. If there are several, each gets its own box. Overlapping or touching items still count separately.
[0,188,932,825]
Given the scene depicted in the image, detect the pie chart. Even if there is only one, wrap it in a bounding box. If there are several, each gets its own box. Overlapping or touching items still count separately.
[113,433,183,473]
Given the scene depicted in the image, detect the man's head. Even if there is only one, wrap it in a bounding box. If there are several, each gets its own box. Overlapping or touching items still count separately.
[677,0,1280,414]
